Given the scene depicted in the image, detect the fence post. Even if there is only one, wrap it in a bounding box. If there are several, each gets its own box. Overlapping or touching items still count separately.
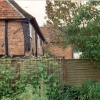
[16,58,21,81]
[62,57,66,83]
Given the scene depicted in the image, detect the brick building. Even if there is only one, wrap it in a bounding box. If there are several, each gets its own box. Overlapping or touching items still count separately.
[40,27,73,59]
[0,0,46,57]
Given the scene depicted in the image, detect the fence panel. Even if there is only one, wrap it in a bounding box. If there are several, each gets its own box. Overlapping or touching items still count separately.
[0,58,100,86]
[66,59,100,85]
[15,58,63,83]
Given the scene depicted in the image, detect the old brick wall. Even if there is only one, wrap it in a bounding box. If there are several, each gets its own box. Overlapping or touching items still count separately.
[8,21,24,55]
[49,45,73,59]
[0,21,25,56]
[0,0,25,56]
[40,27,73,59]
[0,21,5,55]
[0,0,44,56]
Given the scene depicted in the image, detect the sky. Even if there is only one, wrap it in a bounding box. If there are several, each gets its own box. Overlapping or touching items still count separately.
[15,0,46,26]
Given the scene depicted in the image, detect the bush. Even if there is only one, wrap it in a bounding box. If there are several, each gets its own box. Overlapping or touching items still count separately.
[56,79,100,100]
[0,57,60,100]
[56,84,80,100]
[0,57,100,100]
[80,79,100,100]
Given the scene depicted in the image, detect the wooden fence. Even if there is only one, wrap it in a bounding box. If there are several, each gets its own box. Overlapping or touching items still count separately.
[0,58,100,85]
[65,59,100,86]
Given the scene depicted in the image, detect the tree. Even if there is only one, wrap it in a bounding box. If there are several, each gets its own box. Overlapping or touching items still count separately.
[45,0,77,28]
[45,0,100,66]
[45,0,78,47]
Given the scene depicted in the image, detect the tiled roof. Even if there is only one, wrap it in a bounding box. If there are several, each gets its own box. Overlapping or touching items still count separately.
[40,27,51,42]
[40,27,57,42]
[40,27,65,43]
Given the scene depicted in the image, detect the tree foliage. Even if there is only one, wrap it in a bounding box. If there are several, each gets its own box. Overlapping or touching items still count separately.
[45,0,77,27]
[45,0,100,66]
[45,0,78,47]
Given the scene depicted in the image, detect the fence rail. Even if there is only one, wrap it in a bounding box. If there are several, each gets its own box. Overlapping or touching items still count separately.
[0,58,100,85]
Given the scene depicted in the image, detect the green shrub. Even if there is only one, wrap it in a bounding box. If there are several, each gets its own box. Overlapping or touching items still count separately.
[56,79,100,100]
[1,57,100,100]
[0,57,60,100]
[18,84,48,100]
[56,84,80,100]
[80,79,100,100]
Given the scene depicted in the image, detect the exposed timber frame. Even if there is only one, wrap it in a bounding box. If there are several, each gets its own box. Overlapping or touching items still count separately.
[5,20,8,56]
[35,31,37,57]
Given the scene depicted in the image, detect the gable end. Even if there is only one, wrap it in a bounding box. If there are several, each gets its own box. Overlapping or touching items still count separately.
[0,0,24,19]
[7,0,25,18]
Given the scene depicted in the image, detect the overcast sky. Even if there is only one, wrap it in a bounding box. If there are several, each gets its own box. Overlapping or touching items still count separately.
[15,0,46,26]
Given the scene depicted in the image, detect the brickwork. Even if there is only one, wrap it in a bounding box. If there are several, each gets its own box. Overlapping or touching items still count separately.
[50,45,73,59]
[40,27,73,59]
[0,0,25,56]
[0,0,43,56]
[0,21,5,55]
[0,0,22,19]
[8,21,24,55]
